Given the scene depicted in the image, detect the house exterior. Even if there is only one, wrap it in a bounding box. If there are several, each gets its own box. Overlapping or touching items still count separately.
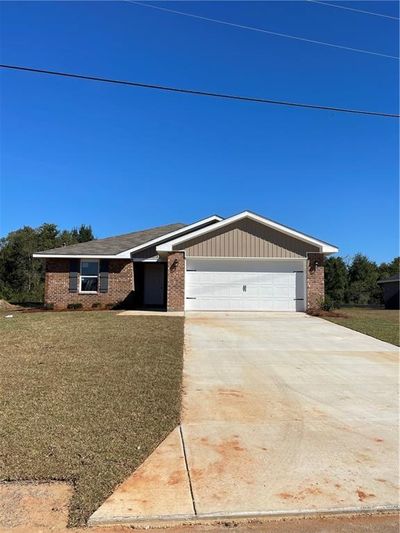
[33,211,338,312]
[377,274,400,310]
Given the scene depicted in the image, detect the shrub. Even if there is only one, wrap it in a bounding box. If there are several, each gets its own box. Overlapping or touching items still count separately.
[320,295,339,311]
[111,300,125,310]
[44,303,54,310]
[91,302,101,309]
[67,303,83,310]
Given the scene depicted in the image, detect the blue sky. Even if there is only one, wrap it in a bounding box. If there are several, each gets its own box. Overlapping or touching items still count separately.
[0,0,398,263]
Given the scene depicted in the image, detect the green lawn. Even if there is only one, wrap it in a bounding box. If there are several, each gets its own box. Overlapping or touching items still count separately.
[0,311,184,526]
[324,307,400,346]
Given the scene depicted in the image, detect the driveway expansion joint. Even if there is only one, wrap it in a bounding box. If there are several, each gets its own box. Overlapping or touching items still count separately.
[179,424,197,516]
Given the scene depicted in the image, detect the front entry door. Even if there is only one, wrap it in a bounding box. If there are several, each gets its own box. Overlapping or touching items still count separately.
[143,263,165,306]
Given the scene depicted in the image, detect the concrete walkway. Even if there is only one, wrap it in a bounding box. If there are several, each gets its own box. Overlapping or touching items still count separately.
[2,482,399,533]
[117,310,184,317]
[89,313,399,526]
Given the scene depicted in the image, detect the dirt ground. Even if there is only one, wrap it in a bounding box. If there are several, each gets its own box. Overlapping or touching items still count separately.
[0,481,398,533]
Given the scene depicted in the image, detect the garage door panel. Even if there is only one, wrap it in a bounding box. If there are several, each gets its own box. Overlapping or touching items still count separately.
[187,280,244,298]
[185,259,305,311]
[188,259,299,273]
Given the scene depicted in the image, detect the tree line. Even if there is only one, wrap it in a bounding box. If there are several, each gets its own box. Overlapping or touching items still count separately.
[0,223,398,307]
[0,223,94,303]
[325,254,399,308]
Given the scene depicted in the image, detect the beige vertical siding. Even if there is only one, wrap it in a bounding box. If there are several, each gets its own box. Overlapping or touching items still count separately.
[178,219,320,258]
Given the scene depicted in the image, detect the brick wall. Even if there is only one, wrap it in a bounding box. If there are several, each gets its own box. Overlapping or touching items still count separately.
[45,258,133,310]
[307,253,325,311]
[167,252,185,311]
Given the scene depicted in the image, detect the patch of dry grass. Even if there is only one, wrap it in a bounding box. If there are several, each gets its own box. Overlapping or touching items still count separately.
[324,307,399,346]
[0,311,184,526]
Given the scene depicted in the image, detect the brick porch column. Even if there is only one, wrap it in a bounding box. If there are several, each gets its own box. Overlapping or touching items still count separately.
[307,253,325,311]
[167,252,185,311]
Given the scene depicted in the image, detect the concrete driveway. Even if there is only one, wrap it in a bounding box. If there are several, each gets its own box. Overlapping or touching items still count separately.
[90,313,399,525]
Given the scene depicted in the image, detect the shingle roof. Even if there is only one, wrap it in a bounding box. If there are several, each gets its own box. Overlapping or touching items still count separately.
[378,273,400,284]
[35,223,186,256]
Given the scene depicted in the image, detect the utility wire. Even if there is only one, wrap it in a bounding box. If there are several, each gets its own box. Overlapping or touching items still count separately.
[1,64,398,118]
[125,1,399,60]
[306,0,400,21]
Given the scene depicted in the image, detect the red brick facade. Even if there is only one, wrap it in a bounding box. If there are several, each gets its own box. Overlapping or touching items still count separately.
[307,253,325,311]
[167,252,185,311]
[45,258,133,310]
[45,252,325,312]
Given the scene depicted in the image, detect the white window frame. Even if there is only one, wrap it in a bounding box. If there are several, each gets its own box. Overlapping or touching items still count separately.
[79,259,99,294]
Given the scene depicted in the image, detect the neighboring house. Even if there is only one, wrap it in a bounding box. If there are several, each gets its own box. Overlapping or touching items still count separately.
[377,274,400,310]
[33,211,338,312]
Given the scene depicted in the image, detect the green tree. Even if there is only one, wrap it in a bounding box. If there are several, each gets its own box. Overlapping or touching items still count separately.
[37,223,59,250]
[0,223,94,303]
[324,256,348,306]
[0,227,44,301]
[378,257,400,280]
[77,225,94,243]
[347,253,380,305]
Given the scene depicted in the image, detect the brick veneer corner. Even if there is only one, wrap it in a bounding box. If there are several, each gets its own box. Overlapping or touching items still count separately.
[45,258,133,310]
[307,253,325,311]
[167,252,185,311]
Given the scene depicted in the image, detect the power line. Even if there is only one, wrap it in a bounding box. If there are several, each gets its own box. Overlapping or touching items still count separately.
[306,0,400,21]
[125,1,399,60]
[1,64,398,118]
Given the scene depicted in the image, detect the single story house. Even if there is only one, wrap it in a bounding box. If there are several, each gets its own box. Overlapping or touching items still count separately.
[377,274,400,310]
[33,211,338,312]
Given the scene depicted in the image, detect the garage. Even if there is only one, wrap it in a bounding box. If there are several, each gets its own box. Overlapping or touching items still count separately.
[185,258,306,311]
[156,211,338,312]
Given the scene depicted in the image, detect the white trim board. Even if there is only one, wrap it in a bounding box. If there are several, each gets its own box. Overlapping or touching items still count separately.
[187,256,307,261]
[32,254,118,259]
[157,211,338,254]
[115,215,222,257]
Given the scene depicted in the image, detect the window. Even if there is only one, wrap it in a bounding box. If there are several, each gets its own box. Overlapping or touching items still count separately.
[80,260,99,293]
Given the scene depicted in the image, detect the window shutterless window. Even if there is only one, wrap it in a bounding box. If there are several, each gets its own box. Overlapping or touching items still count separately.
[80,260,99,293]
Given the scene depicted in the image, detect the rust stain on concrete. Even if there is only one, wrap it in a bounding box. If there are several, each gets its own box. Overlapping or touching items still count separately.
[200,435,247,455]
[218,389,243,398]
[185,386,270,423]
[277,485,330,503]
[188,434,253,487]
[89,428,194,524]
[167,469,185,486]
[356,489,376,502]
[277,492,295,500]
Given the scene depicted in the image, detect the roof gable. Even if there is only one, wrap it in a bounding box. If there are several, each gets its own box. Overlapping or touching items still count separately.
[180,218,320,258]
[157,211,338,254]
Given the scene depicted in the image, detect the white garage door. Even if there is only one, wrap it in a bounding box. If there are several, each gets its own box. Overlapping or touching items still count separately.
[185,258,306,311]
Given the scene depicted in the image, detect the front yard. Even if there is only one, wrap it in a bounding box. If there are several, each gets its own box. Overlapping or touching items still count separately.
[324,307,399,346]
[0,311,184,526]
